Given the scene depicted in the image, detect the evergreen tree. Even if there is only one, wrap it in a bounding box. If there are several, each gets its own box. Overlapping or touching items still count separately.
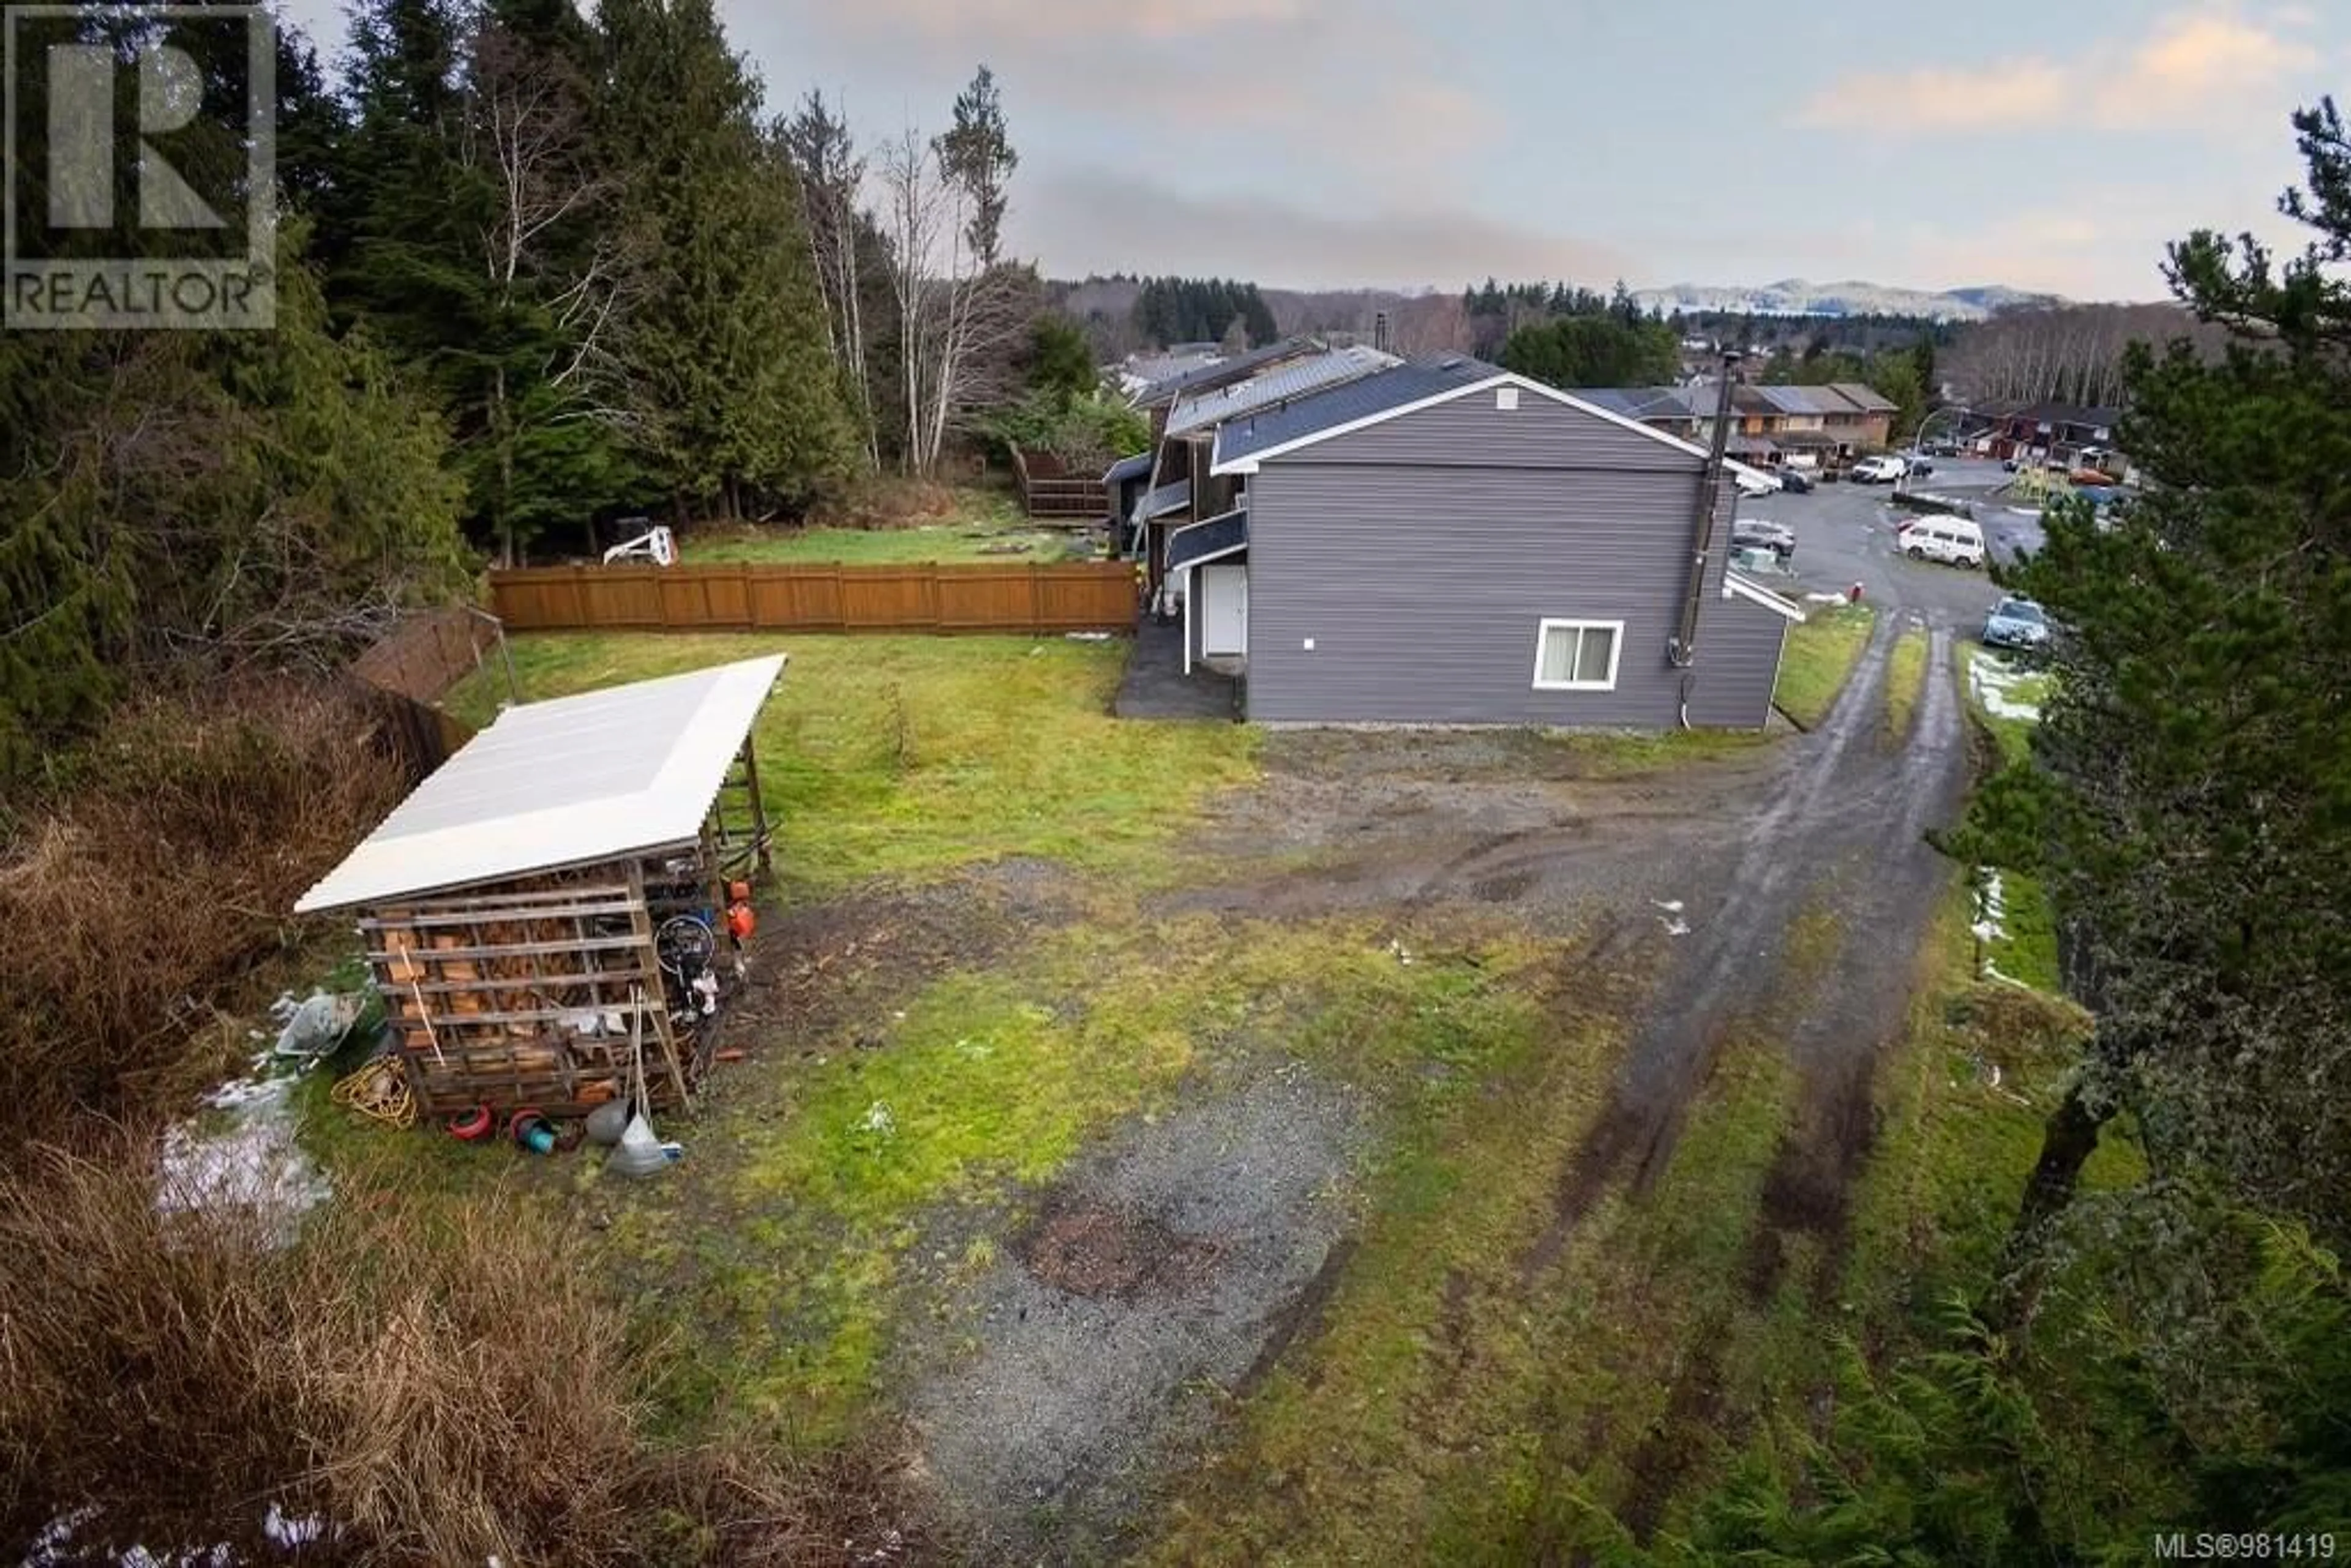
[331,0,648,561]
[1026,317,1099,403]
[1913,331,1941,403]
[0,236,466,778]
[1498,313,1678,388]
[1976,99,2351,1244]
[936,65,1017,268]
[598,0,853,516]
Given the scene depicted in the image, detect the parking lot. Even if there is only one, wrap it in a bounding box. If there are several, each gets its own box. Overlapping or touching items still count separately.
[1738,457,2044,631]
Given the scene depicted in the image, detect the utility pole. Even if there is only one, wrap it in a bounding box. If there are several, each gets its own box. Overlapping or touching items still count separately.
[1671,351,1742,667]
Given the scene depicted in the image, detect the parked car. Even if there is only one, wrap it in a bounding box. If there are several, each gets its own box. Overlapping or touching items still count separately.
[1774,467,1815,494]
[1850,454,1907,484]
[1903,453,1935,477]
[1734,469,1782,498]
[1982,595,2049,650]
[1731,519,1796,559]
[1902,516,1988,568]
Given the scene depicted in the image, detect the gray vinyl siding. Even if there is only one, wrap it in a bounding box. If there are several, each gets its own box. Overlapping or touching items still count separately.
[1682,593,1791,729]
[1244,390,1780,727]
[1297,388,1698,473]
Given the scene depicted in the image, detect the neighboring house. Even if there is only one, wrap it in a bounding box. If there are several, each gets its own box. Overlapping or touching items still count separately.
[1128,340,1399,602]
[1818,382,1898,449]
[1582,380,1895,466]
[1749,383,1831,435]
[1101,452,1153,533]
[1161,358,1804,730]
[1753,382,1897,456]
[1982,402,2126,472]
[1115,343,1223,400]
[1127,336,1332,415]
[1575,385,1708,441]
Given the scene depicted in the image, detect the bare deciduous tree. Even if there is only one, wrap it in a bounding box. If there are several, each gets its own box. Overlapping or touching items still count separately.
[1943,302,2231,408]
[876,124,1029,477]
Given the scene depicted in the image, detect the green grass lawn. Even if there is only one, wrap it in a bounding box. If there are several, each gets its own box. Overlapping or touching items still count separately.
[447,632,1256,894]
[1884,622,1931,741]
[1775,603,1877,729]
[683,490,1093,566]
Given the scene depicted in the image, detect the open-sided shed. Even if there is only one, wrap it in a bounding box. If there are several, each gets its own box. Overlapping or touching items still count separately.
[295,655,784,1121]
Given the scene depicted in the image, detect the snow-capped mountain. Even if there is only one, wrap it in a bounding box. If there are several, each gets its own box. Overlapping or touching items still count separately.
[1632,278,2062,322]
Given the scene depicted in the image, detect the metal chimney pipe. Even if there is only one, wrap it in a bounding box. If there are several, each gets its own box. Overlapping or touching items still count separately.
[1670,351,1742,668]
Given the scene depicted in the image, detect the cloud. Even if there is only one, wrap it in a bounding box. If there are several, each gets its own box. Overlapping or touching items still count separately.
[2094,11,2319,126]
[1012,168,1634,290]
[820,0,1310,45]
[1794,57,2071,130]
[763,0,1501,179]
[1791,7,2319,136]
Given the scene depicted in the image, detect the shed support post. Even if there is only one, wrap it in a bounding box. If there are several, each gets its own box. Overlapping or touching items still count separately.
[737,736,773,878]
[629,862,692,1109]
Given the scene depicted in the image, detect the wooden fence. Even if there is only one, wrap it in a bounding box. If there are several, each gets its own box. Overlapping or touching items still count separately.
[489,560,1139,635]
[1011,447,1109,520]
[347,606,511,774]
[352,602,511,703]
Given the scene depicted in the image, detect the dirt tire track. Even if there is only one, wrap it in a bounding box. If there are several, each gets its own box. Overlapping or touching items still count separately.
[1521,613,1964,1282]
[1742,626,1968,1304]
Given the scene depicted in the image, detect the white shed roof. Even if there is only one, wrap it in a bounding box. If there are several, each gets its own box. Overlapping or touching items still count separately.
[295,654,786,913]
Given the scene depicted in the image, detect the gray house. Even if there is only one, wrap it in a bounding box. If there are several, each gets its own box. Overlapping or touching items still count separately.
[1165,359,1805,729]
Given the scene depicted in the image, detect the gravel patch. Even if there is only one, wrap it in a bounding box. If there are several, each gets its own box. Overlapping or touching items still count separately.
[907,1067,1371,1562]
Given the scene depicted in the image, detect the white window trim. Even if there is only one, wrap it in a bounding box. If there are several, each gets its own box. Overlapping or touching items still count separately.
[1531,618,1625,692]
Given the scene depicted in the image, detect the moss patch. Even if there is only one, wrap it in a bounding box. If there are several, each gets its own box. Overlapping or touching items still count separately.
[1883,622,1931,743]
[572,913,1552,1446]
[1775,604,1877,729]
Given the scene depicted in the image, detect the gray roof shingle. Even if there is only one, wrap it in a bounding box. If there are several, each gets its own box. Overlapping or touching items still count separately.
[1825,381,1898,413]
[1166,345,1401,438]
[1211,355,1501,467]
[1132,336,1327,408]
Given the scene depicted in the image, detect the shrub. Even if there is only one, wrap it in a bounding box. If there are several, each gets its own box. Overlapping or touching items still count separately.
[0,680,408,1148]
[975,390,1149,473]
[0,1143,934,1566]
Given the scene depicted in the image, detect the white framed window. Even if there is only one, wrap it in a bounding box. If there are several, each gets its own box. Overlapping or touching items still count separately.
[1531,618,1623,692]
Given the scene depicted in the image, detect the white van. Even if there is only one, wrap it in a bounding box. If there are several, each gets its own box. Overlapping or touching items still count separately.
[1902,516,1986,568]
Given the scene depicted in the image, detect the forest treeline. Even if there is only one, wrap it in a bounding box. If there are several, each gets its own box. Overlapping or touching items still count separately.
[0,0,1112,774]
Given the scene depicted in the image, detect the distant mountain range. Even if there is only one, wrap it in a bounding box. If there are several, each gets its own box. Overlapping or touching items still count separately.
[1632,279,2064,322]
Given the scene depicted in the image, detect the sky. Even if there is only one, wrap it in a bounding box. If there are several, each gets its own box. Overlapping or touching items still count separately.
[276,0,2344,301]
